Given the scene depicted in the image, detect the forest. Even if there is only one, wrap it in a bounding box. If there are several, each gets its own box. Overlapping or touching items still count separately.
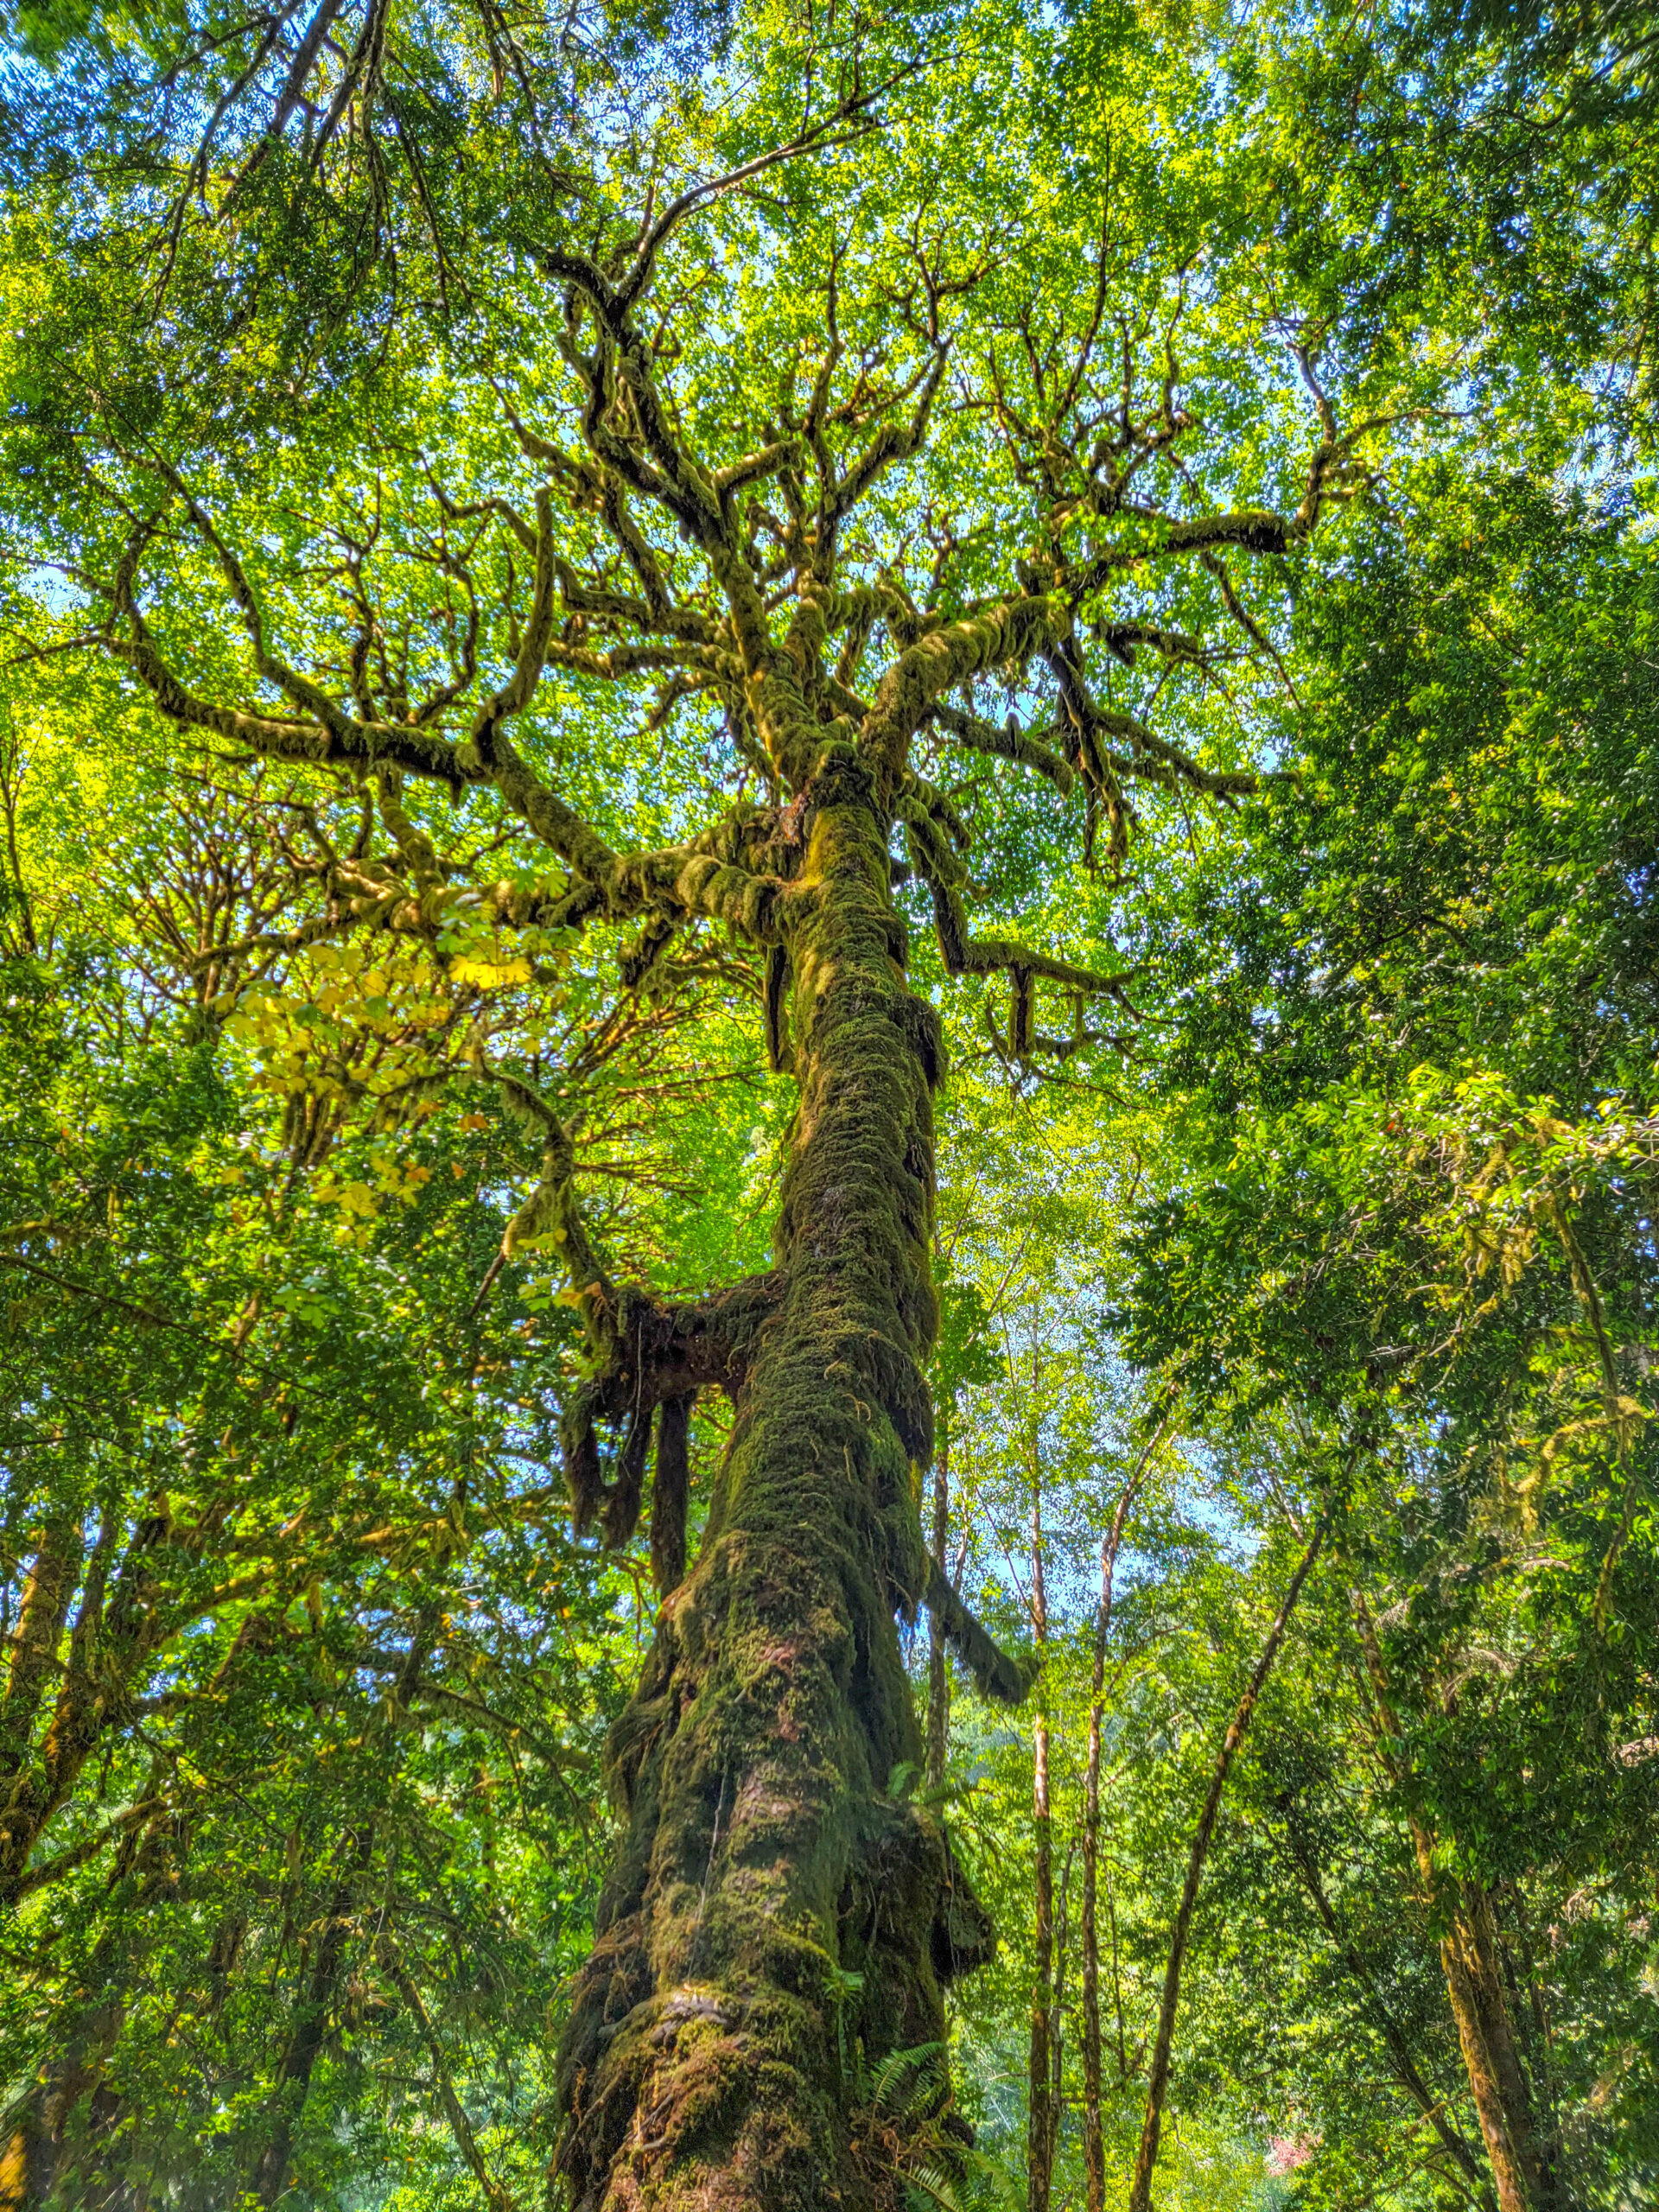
[0,0,1656,2206]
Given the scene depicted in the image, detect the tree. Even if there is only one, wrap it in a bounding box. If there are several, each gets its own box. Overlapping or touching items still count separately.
[5,0,1652,2202]
[1122,474,1659,2208]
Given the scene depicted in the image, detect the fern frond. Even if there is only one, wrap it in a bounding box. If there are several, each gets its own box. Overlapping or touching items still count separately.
[869,2038,946,2114]
[906,2162,968,2212]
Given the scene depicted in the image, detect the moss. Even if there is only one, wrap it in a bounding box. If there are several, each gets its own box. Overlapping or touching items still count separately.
[554,745,995,2209]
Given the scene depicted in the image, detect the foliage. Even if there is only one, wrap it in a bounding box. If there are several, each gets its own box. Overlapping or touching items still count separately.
[0,0,1655,2206]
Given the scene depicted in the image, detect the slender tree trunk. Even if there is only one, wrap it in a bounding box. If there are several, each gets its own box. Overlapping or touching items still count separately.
[1437,1913,1538,2212]
[1502,1879,1564,2196]
[1127,1516,1327,2212]
[925,1430,950,1793]
[250,1834,377,2206]
[1462,1885,1552,2201]
[1082,1450,1154,2212]
[1434,1887,1558,2212]
[0,1516,81,1898]
[1,1512,174,1909]
[1050,1837,1074,2186]
[1027,1478,1053,2212]
[1080,1637,1107,2212]
[555,756,996,2211]
[379,1934,517,2212]
[0,1846,177,2212]
[1104,1860,1128,2081]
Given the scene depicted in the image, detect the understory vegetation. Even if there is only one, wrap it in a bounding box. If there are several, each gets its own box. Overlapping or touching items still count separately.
[1,0,1656,2207]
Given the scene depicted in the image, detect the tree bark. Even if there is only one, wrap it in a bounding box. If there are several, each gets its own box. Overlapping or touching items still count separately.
[1276,1821,1488,2191]
[555,752,997,2211]
[249,1833,377,2206]
[1436,1887,1559,2212]
[1127,1516,1327,2212]
[0,1516,82,1898]
[0,1511,175,1909]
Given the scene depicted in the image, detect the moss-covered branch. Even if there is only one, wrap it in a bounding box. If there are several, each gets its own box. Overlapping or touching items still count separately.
[923,1561,1030,1707]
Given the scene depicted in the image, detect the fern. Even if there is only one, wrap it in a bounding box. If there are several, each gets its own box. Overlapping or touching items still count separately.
[905,2163,969,2212]
[868,2038,947,2115]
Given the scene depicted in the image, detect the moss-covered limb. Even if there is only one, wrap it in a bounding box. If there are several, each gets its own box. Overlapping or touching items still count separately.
[538,232,849,804]
[545,264,723,546]
[112,562,472,785]
[375,769,442,895]
[483,1075,785,1535]
[921,1561,1030,1707]
[566,505,707,642]
[109,505,637,914]
[1194,549,1305,707]
[1092,619,1207,667]
[601,1402,657,1550]
[1040,642,1255,870]
[826,580,928,690]
[765,944,792,1074]
[1100,733,1256,803]
[899,771,969,855]
[542,638,691,681]
[900,802,1129,998]
[651,1396,693,1597]
[860,594,1072,797]
[149,457,400,747]
[0,1519,80,1789]
[488,1072,620,1369]
[822,351,947,537]
[556,746,991,2209]
[926,702,1076,792]
[1070,505,1292,602]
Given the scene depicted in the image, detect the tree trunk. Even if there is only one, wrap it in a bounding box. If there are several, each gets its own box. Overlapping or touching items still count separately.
[1127,1516,1327,2212]
[1437,1913,1536,2212]
[1082,1452,1151,2212]
[0,1516,82,1900]
[250,1835,377,2206]
[1027,1479,1054,2212]
[1,1511,172,1909]
[1350,1595,1553,2212]
[555,753,993,2211]
[1277,1821,1489,2192]
[1436,1888,1557,2212]
[1081,1633,1107,2212]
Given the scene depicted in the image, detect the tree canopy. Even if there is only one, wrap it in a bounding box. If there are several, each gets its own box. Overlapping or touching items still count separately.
[1,0,1655,2208]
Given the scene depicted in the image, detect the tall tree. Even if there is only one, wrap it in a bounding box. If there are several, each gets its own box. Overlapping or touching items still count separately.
[7,0,1648,2203]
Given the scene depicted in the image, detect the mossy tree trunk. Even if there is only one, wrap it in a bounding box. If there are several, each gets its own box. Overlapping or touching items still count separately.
[1436,1889,1557,2212]
[556,753,990,2209]
[1352,1595,1558,2212]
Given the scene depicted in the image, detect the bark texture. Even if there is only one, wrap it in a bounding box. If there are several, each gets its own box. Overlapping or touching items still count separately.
[556,751,992,2210]
[1081,1460,1144,2212]
[924,1439,950,1794]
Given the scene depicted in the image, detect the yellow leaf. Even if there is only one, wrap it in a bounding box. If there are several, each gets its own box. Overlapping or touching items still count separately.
[449,955,533,989]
